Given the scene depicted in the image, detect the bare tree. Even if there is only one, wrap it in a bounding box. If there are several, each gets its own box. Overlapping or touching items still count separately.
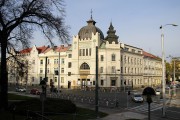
[0,0,70,110]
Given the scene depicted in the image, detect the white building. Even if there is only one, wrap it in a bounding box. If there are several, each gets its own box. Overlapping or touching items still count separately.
[8,16,162,90]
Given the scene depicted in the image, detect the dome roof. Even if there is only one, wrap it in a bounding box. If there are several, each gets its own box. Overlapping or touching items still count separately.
[78,18,104,40]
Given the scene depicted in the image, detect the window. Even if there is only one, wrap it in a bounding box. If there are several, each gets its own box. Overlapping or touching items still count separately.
[61,68,64,73]
[54,77,57,82]
[121,55,123,62]
[68,72,71,76]
[40,60,43,64]
[101,55,104,61]
[121,67,123,73]
[124,47,129,51]
[68,62,72,68]
[112,54,116,61]
[40,68,43,73]
[47,68,50,73]
[79,49,82,56]
[111,80,116,86]
[111,66,116,73]
[32,60,35,64]
[86,49,88,56]
[54,68,58,75]
[89,48,91,56]
[80,63,90,69]
[68,54,72,58]
[101,80,104,86]
[54,59,58,64]
[32,77,34,82]
[40,77,43,81]
[61,77,64,83]
[100,67,103,73]
[61,58,64,64]
[47,59,50,64]
[83,49,85,56]
[93,81,96,85]
[132,49,135,53]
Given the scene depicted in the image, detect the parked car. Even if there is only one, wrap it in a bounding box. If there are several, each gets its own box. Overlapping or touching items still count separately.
[155,90,161,95]
[30,88,40,95]
[16,87,26,92]
[131,93,144,103]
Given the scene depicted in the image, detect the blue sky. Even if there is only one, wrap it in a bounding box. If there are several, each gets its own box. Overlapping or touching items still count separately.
[32,0,180,60]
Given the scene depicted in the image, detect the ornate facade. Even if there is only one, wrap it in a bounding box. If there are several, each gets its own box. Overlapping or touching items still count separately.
[8,17,162,90]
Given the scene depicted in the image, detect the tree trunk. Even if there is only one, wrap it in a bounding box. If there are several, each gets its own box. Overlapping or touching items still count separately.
[0,35,8,110]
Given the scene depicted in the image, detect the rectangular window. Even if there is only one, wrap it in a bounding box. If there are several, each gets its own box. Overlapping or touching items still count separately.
[83,49,85,56]
[61,58,64,64]
[40,68,43,73]
[54,59,59,64]
[40,60,43,64]
[54,77,57,82]
[32,60,35,64]
[47,59,50,64]
[112,54,116,61]
[101,80,104,86]
[40,77,43,81]
[121,67,123,73]
[61,68,64,73]
[68,62,72,68]
[89,48,91,56]
[111,80,116,86]
[100,67,103,73]
[61,77,64,83]
[111,66,116,73]
[68,72,71,76]
[54,69,58,75]
[86,49,88,56]
[101,55,104,61]
[68,54,72,58]
[79,49,82,56]
[32,77,34,82]
[93,81,96,85]
[47,68,50,73]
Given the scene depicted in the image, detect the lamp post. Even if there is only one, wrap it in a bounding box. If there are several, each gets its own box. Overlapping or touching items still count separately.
[160,24,178,117]
[172,57,177,96]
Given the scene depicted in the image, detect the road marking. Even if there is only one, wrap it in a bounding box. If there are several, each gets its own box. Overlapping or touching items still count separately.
[128,103,162,113]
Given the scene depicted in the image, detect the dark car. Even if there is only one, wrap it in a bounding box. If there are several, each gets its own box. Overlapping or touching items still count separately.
[30,88,40,95]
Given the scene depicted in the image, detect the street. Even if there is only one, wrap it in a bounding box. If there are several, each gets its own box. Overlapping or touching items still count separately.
[8,85,180,120]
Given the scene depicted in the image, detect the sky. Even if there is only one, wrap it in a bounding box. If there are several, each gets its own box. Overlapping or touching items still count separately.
[32,0,180,61]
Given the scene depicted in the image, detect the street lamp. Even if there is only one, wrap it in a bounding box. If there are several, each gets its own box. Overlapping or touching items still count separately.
[160,24,178,117]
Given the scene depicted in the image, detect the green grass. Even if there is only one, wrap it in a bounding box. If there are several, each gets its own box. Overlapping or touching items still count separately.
[0,93,108,120]
[8,93,33,100]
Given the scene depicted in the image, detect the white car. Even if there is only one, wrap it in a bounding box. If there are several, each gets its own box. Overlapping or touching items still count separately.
[16,87,26,92]
[156,90,161,95]
[131,94,144,103]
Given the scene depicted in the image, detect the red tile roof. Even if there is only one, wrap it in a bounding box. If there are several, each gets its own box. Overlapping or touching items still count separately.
[143,51,161,60]
[19,45,71,54]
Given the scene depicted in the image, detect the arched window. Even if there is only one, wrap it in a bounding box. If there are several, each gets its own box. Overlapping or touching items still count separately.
[80,63,90,70]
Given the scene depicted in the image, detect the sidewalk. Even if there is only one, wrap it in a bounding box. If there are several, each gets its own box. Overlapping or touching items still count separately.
[98,111,147,120]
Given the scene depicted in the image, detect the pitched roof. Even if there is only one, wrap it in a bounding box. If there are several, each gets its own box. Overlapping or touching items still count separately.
[143,51,161,60]
[19,45,71,54]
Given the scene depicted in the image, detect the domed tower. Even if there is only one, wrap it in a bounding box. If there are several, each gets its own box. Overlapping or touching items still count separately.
[78,15,104,40]
[105,22,119,44]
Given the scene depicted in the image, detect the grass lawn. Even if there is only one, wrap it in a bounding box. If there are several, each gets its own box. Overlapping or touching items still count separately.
[0,93,108,120]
